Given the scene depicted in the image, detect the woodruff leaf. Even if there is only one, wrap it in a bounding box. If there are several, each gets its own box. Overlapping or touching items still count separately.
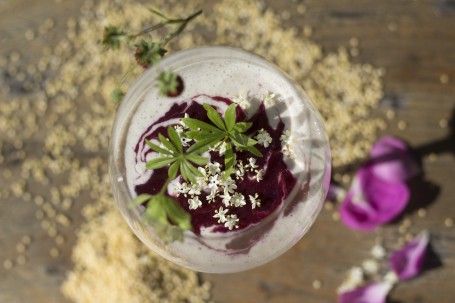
[234,122,252,133]
[162,196,192,230]
[224,103,237,132]
[145,139,173,155]
[158,133,178,153]
[203,104,226,130]
[167,125,182,153]
[181,117,223,133]
[146,156,176,170]
[224,142,235,178]
[168,161,180,179]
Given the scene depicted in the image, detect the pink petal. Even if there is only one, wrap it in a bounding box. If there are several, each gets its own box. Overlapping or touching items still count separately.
[340,166,409,231]
[369,136,420,183]
[390,230,430,280]
[339,282,392,303]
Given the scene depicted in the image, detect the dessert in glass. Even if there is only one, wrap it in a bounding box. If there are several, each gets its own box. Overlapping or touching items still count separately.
[110,46,331,273]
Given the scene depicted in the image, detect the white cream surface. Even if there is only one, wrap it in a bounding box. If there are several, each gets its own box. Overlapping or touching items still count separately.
[122,55,327,273]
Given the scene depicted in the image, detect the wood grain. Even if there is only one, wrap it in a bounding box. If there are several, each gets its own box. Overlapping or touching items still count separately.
[1,0,454,302]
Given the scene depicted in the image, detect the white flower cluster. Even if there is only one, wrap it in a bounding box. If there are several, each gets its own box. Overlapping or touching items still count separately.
[173,158,264,230]
[280,129,296,159]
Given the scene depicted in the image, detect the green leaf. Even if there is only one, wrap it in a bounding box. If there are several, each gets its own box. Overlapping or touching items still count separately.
[186,153,209,166]
[243,145,263,157]
[146,156,176,170]
[224,142,235,178]
[233,122,253,133]
[167,126,182,153]
[186,133,225,154]
[224,103,237,132]
[161,196,192,230]
[230,132,257,147]
[131,194,153,206]
[203,104,226,130]
[184,130,206,141]
[179,161,190,182]
[168,161,180,179]
[145,139,173,155]
[158,133,178,153]
[144,197,168,226]
[184,160,204,178]
[181,117,223,133]
[180,161,196,184]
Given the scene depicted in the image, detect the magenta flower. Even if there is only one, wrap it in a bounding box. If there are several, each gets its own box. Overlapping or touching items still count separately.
[339,166,409,231]
[369,136,420,183]
[339,282,392,303]
[340,136,419,231]
[390,230,430,280]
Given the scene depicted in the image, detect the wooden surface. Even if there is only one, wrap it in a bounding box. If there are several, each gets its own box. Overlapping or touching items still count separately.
[1,0,455,302]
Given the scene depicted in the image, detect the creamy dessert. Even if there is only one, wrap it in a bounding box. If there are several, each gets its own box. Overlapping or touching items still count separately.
[110,47,331,273]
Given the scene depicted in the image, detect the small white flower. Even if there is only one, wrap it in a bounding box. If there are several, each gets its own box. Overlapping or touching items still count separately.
[218,141,227,156]
[180,137,192,147]
[231,192,246,207]
[280,129,294,145]
[213,206,229,223]
[220,193,232,207]
[256,128,272,148]
[223,178,237,194]
[246,157,258,171]
[174,125,184,134]
[282,145,296,159]
[232,92,250,109]
[174,182,189,195]
[224,214,239,230]
[207,162,221,175]
[235,167,244,179]
[188,196,202,210]
[262,90,277,106]
[249,193,261,209]
[254,169,264,182]
[188,184,202,196]
[206,190,217,203]
[208,174,220,189]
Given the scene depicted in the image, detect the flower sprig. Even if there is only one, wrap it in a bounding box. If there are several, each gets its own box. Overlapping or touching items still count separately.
[102,8,202,102]
[134,102,264,240]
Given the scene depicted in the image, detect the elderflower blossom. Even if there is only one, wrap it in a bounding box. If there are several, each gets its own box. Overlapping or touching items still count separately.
[207,162,221,175]
[231,192,246,207]
[246,157,258,171]
[188,196,202,210]
[174,182,189,195]
[262,90,277,106]
[206,190,217,203]
[188,184,202,196]
[249,193,261,209]
[232,92,250,109]
[254,169,264,182]
[280,129,294,145]
[213,206,229,223]
[224,214,239,230]
[174,125,184,134]
[282,145,296,159]
[218,141,227,156]
[220,192,232,207]
[223,178,237,194]
[256,128,272,148]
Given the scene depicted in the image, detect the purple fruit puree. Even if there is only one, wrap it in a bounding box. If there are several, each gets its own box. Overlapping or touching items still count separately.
[134,95,296,235]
